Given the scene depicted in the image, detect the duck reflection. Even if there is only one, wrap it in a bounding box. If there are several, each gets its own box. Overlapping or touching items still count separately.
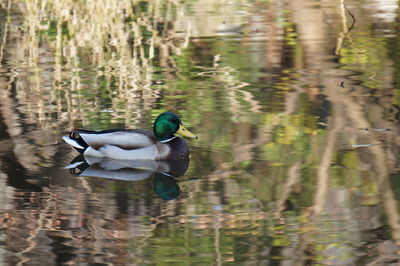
[66,155,190,200]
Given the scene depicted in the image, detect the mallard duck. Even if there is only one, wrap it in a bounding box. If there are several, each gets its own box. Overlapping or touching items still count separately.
[62,112,197,160]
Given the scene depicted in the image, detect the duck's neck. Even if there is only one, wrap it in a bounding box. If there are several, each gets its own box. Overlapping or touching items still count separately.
[159,136,177,143]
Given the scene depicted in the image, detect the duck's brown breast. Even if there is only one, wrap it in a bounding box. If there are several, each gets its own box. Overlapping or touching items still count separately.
[165,137,189,160]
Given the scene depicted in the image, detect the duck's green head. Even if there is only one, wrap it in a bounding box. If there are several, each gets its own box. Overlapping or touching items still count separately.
[153,112,197,142]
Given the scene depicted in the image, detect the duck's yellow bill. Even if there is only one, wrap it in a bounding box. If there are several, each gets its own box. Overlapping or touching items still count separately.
[176,124,197,139]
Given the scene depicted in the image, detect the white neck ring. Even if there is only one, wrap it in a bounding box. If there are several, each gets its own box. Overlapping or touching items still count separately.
[160,136,177,143]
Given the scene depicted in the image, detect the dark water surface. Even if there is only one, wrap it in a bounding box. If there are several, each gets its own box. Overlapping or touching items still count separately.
[0,0,400,265]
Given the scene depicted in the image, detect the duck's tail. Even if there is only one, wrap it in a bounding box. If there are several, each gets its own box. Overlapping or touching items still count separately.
[62,131,89,154]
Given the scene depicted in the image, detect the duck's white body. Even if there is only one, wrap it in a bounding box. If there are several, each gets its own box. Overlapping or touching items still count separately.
[62,129,188,160]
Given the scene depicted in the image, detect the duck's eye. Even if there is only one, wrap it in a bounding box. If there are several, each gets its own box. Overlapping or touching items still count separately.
[169,118,179,124]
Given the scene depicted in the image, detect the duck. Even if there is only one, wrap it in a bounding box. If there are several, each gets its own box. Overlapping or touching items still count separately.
[62,112,197,160]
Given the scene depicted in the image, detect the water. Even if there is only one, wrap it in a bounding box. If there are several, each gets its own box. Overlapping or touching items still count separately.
[0,0,400,265]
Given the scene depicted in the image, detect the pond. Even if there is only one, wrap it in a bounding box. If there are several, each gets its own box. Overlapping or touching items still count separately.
[0,0,400,265]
